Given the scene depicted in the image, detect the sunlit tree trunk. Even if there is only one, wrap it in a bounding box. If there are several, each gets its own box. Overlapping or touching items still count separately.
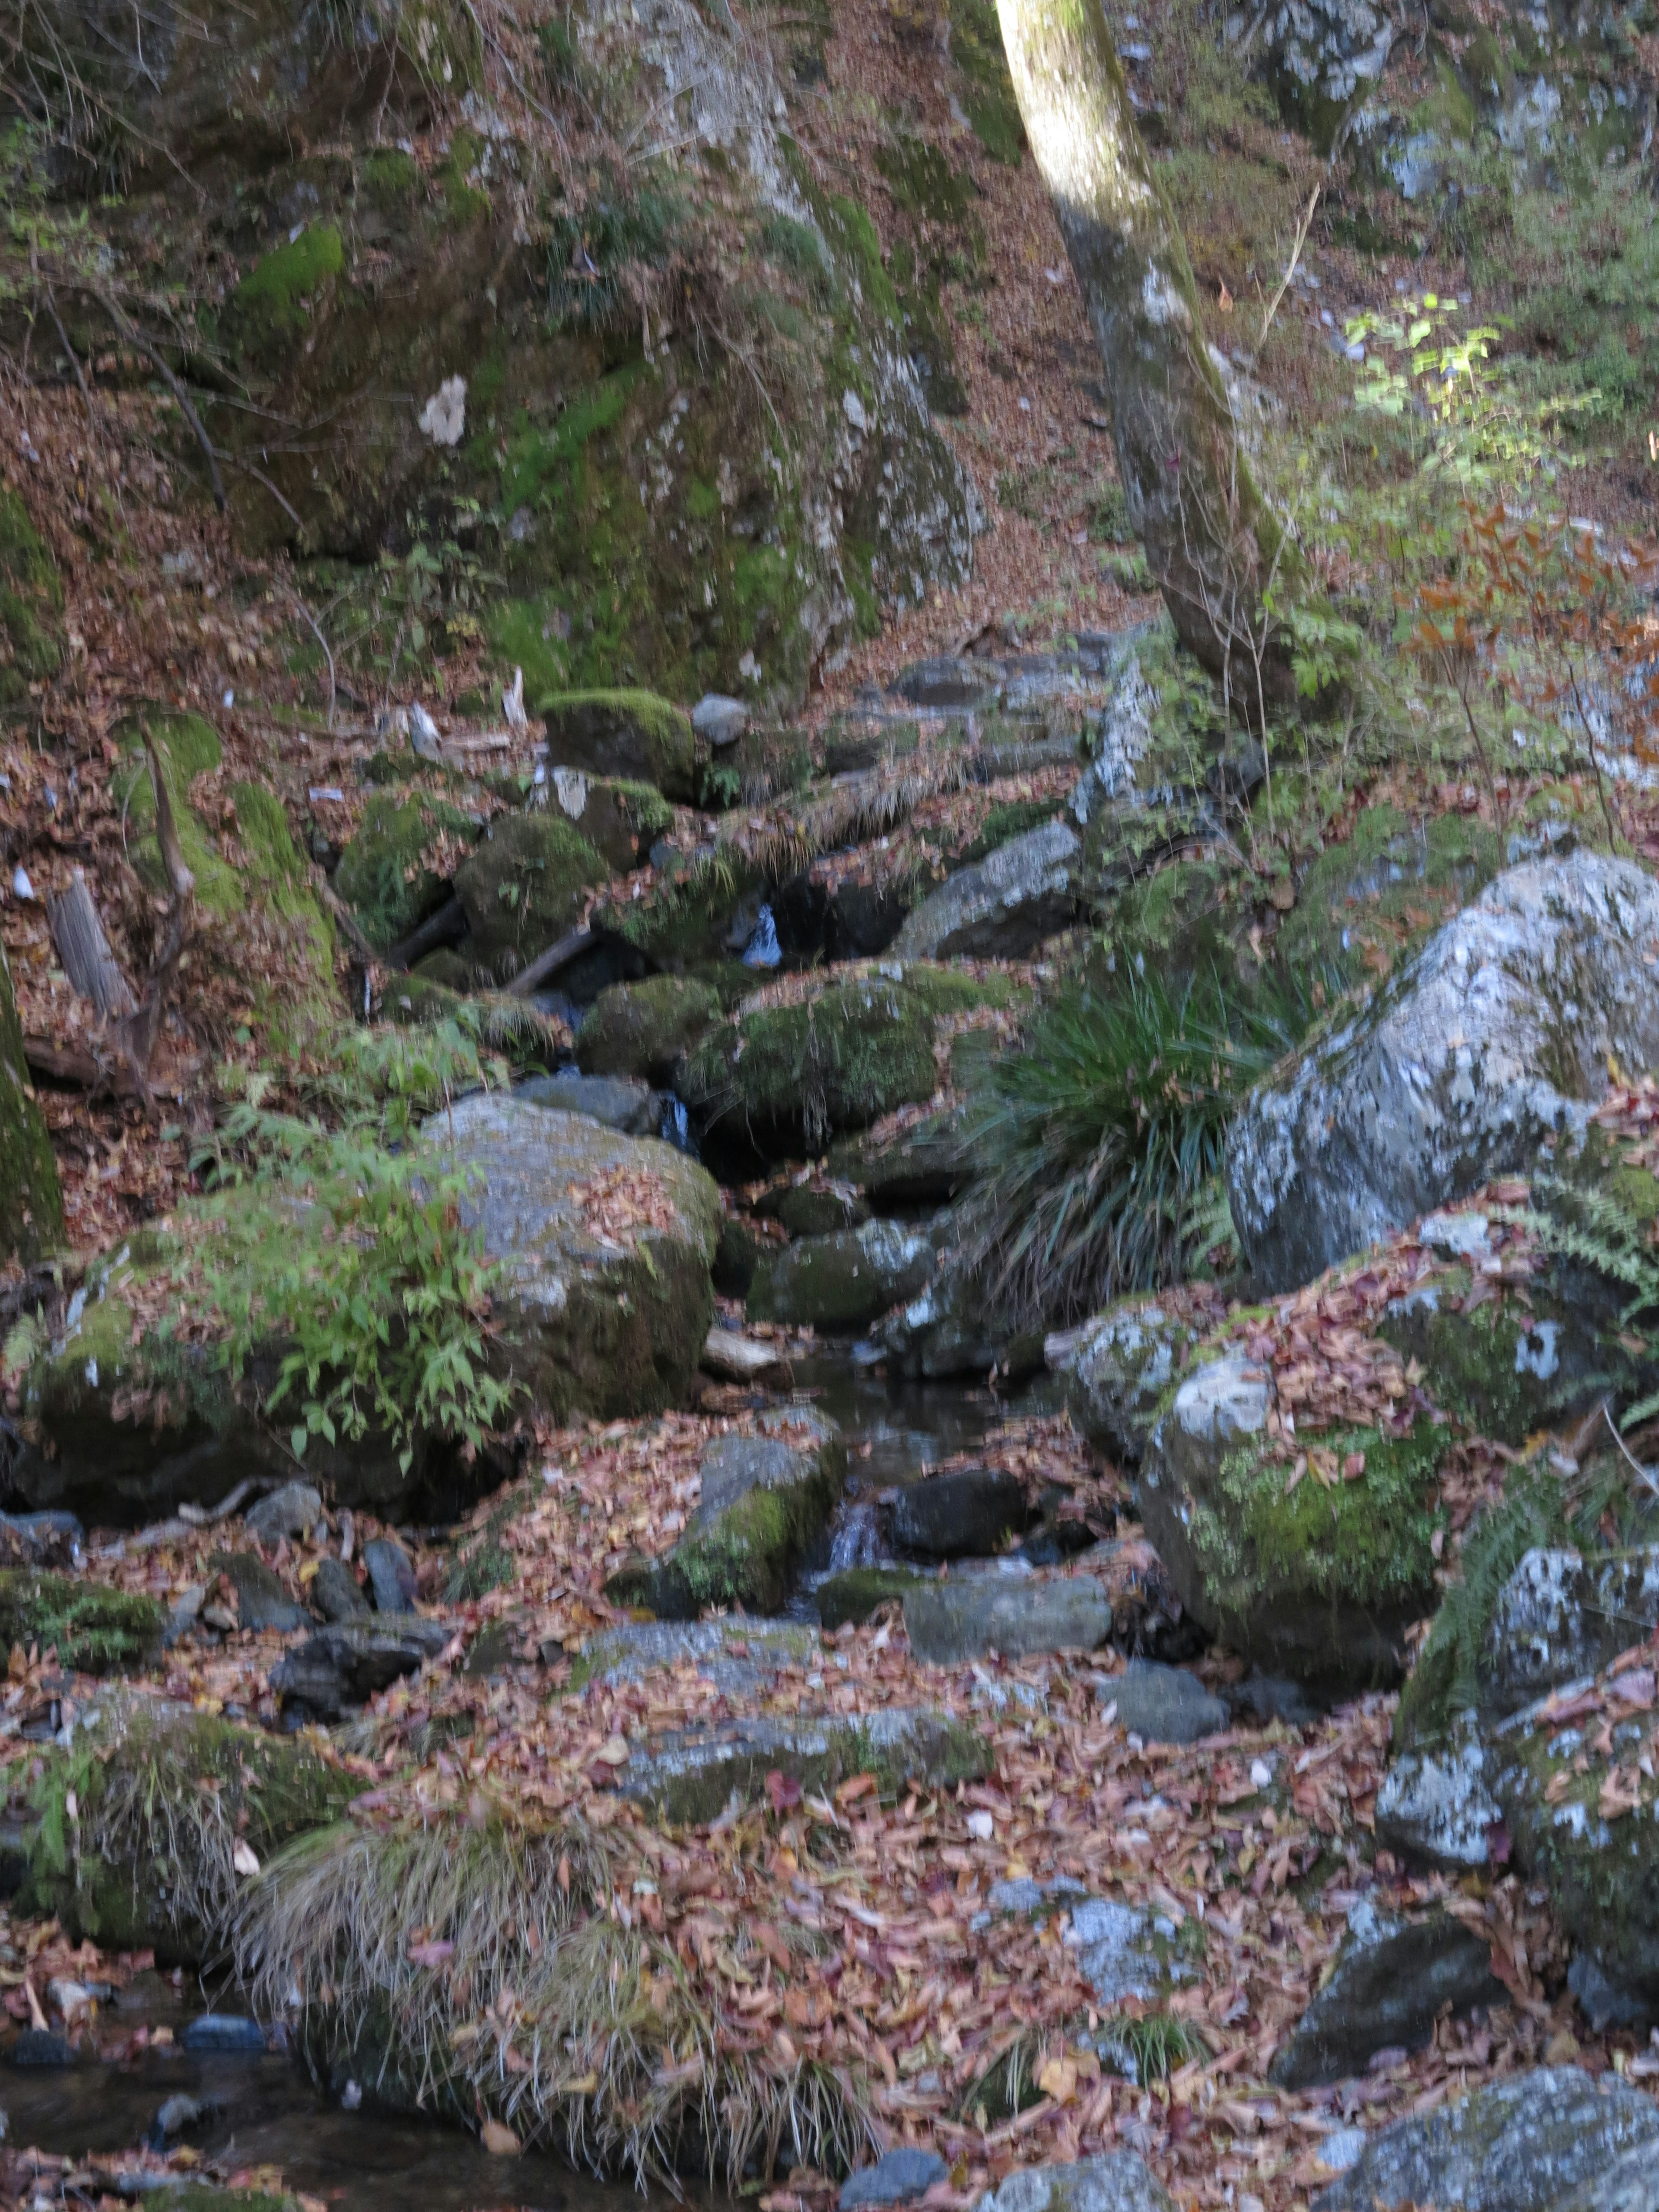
[996,0,1298,700]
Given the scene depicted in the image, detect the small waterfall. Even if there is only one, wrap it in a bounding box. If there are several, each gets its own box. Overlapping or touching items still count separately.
[826,1499,890,1571]
[661,1094,697,1156]
[742,904,782,968]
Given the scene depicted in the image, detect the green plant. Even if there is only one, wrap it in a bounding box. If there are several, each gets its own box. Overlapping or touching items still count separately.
[546,176,678,332]
[1512,1173,1659,1428]
[962,973,1298,1328]
[188,1017,517,1468]
[1099,2010,1204,2083]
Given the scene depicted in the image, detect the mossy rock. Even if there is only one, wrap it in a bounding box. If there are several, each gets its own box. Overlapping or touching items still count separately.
[889,961,1028,1017]
[540,691,698,803]
[682,974,938,1166]
[546,773,675,874]
[606,1411,844,1616]
[617,1704,988,1824]
[24,1695,363,1961]
[815,1564,931,1629]
[1093,851,1260,1006]
[748,1217,938,1332]
[452,810,607,983]
[335,790,478,951]
[0,942,62,1260]
[410,947,476,992]
[575,973,724,1085]
[1276,805,1504,988]
[0,1572,163,1672]
[1139,1351,1445,1688]
[0,487,63,706]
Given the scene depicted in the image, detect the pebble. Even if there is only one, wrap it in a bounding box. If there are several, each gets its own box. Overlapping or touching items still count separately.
[840,2147,947,2210]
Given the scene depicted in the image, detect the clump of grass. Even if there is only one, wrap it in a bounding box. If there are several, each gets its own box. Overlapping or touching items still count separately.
[1099,2009,1205,2083]
[235,1818,876,2185]
[962,973,1295,1329]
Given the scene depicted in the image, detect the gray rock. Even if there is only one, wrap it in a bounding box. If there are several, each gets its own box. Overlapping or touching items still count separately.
[830,1105,979,1208]
[1228,852,1659,1294]
[889,656,1000,711]
[1065,1897,1187,2008]
[1571,1955,1655,2034]
[904,1575,1112,1664]
[362,1536,416,1615]
[692,694,749,747]
[892,1468,1029,1559]
[1047,1297,1209,1466]
[1271,1898,1504,2088]
[271,1618,451,1720]
[516,1069,661,1139]
[749,1217,938,1333]
[1224,1674,1320,1728]
[210,1551,308,1633]
[974,2153,1175,2212]
[1315,2069,1659,2212]
[893,820,1082,961]
[1102,1659,1227,1745]
[310,1557,370,1623]
[179,2015,267,2055]
[576,1618,817,1697]
[244,1481,322,1545]
[1375,1735,1499,1870]
[606,1410,844,1618]
[0,1510,82,1568]
[841,2149,947,2210]
[1257,0,1392,108]
[1560,2142,1659,2212]
[1482,1547,1659,1720]
[1070,656,1157,823]
[758,1180,869,1238]
[429,1096,721,1424]
[617,1706,989,1824]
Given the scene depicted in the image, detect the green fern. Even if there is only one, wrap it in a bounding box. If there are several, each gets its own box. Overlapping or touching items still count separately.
[1510,1173,1659,1427]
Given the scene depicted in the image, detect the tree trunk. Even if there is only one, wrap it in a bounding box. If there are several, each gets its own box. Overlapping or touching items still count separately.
[996,0,1299,702]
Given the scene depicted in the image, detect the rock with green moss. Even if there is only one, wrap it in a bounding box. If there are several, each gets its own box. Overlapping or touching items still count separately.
[410,947,476,992]
[615,1704,989,1824]
[24,1693,362,1961]
[0,1573,163,1673]
[605,1408,843,1616]
[829,1101,980,1206]
[452,810,607,983]
[815,1564,933,1629]
[748,1217,938,1332]
[576,974,724,1086]
[1048,1295,1214,1466]
[758,1179,870,1238]
[1275,804,1503,989]
[334,790,478,951]
[541,695,697,804]
[544,771,676,873]
[683,974,938,1166]
[0,942,62,1259]
[432,1093,720,1422]
[0,487,63,706]
[1139,1351,1445,1688]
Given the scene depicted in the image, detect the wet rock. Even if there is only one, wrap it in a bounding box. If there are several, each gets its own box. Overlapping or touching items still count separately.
[617,1706,989,1824]
[271,1619,452,1721]
[1048,1296,1210,1466]
[1314,2068,1659,2212]
[1374,1735,1500,1870]
[1229,852,1659,1295]
[904,1574,1112,1664]
[209,1551,308,1634]
[1270,1898,1504,2088]
[1481,1547,1659,1720]
[815,1566,933,1630]
[973,2151,1176,2212]
[891,1467,1030,1559]
[842,2147,947,2210]
[1101,1659,1227,1745]
[362,1536,416,1616]
[893,820,1081,961]
[244,1482,322,1545]
[0,1512,82,1569]
[179,2015,267,2054]
[748,1219,938,1333]
[758,1179,870,1238]
[517,1068,661,1138]
[1138,1351,1441,1688]
[12,2029,73,2066]
[430,1096,721,1423]
[309,1557,370,1624]
[575,975,725,1089]
[606,1411,844,1617]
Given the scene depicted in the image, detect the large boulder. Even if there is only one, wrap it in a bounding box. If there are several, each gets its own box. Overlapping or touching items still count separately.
[576,975,725,1086]
[1315,2069,1659,2212]
[432,1094,721,1421]
[1269,1898,1503,2088]
[540,696,697,805]
[1480,1547,1659,1721]
[1047,1294,1218,1466]
[452,812,607,984]
[1138,1350,1443,1688]
[1228,852,1659,1294]
[893,820,1082,960]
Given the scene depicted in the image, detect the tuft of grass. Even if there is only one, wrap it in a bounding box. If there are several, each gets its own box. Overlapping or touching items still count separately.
[1099,2009,1205,2083]
[235,1818,876,2184]
[960,973,1297,1330]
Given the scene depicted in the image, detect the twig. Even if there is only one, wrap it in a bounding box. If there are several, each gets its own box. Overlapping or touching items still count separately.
[458,0,569,144]
[1604,1402,1659,1499]
[41,287,92,418]
[1256,184,1321,353]
[311,864,381,968]
[82,282,227,512]
[107,723,197,1098]
[289,586,337,729]
[504,924,591,997]
[221,451,305,534]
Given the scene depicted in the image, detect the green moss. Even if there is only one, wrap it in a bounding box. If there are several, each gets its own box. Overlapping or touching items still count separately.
[452,810,607,981]
[962,797,1062,863]
[575,974,723,1084]
[893,963,1026,1017]
[0,1572,162,1672]
[877,134,976,224]
[1277,806,1503,985]
[816,1565,931,1628]
[538,689,698,801]
[0,487,63,702]
[819,194,901,327]
[948,0,1026,162]
[230,223,344,348]
[359,147,420,207]
[608,1456,839,1616]
[0,941,61,1259]
[336,790,477,950]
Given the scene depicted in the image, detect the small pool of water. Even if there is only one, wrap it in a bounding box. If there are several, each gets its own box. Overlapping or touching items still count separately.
[789,1353,1061,1492]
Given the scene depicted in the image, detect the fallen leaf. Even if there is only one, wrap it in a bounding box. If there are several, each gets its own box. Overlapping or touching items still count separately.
[480,2120,521,2155]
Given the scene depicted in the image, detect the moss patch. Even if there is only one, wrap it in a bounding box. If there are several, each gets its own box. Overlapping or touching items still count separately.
[336,790,477,951]
[0,941,62,1259]
[576,974,724,1085]
[0,487,63,705]
[815,1565,932,1628]
[452,810,607,982]
[538,690,698,802]
[0,1573,163,1673]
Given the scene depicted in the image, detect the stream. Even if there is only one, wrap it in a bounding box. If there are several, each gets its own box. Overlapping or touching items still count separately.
[5,1356,1058,2204]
